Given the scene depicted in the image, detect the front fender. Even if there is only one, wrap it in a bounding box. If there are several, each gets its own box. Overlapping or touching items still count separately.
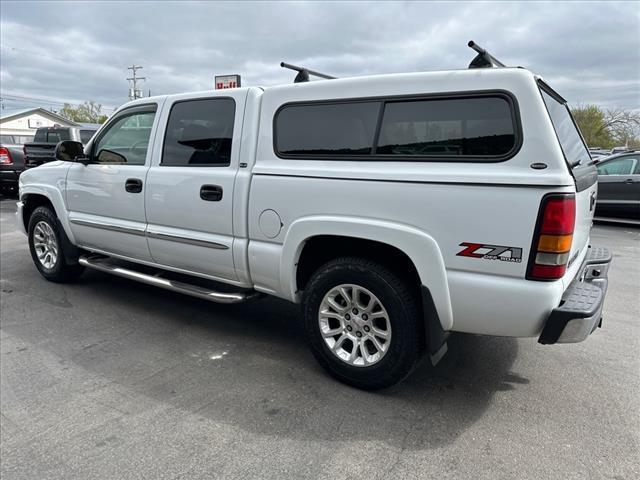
[280,215,454,331]
[19,166,75,244]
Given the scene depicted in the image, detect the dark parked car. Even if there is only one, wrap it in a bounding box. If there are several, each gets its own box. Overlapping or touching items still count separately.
[0,135,27,196]
[23,125,98,168]
[595,152,640,219]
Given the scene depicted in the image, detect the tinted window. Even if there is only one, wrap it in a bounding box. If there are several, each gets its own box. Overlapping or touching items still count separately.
[35,129,71,142]
[541,89,590,167]
[79,129,96,144]
[93,111,155,165]
[377,97,515,157]
[276,102,380,156]
[597,156,637,175]
[162,98,235,167]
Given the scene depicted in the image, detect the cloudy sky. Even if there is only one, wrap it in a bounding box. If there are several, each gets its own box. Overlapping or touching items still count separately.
[1,1,638,115]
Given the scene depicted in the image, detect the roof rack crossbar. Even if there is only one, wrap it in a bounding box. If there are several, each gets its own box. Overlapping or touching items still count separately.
[467,41,507,69]
[280,62,336,83]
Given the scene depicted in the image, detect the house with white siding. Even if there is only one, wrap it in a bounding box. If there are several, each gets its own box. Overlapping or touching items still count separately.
[0,108,79,144]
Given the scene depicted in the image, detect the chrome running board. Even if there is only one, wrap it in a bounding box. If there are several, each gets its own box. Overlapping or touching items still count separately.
[79,255,260,304]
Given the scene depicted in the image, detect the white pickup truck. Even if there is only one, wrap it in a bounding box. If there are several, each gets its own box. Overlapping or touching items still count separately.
[17,46,611,389]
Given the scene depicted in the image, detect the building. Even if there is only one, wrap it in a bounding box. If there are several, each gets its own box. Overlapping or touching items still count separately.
[0,108,79,144]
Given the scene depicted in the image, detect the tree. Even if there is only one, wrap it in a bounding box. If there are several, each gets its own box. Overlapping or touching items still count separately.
[571,105,613,148]
[571,104,640,149]
[59,101,108,124]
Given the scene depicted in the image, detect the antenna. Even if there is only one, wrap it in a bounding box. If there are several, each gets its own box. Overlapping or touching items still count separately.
[280,62,336,83]
[467,41,506,69]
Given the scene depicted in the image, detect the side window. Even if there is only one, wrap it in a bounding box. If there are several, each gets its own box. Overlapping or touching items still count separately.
[540,88,590,167]
[597,157,637,175]
[275,102,380,156]
[93,110,156,165]
[161,98,235,167]
[376,97,516,157]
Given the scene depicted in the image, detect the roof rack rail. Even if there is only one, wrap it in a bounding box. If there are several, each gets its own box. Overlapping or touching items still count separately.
[467,41,507,69]
[280,62,336,83]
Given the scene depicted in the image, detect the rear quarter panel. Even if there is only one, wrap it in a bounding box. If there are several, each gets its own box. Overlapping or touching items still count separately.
[248,69,577,337]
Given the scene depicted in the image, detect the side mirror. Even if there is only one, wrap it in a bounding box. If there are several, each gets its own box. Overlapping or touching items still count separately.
[55,141,88,163]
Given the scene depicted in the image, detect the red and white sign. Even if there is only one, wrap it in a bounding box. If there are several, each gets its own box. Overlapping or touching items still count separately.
[215,74,241,89]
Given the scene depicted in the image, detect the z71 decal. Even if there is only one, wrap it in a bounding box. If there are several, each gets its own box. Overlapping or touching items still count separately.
[457,242,523,263]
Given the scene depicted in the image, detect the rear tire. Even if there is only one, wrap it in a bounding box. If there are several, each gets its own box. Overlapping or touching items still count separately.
[28,206,84,283]
[302,257,423,390]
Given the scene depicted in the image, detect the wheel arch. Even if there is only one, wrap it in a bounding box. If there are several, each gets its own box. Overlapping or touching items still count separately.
[280,215,454,331]
[20,185,76,244]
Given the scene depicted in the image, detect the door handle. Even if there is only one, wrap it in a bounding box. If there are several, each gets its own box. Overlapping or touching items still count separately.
[200,184,223,201]
[125,178,143,193]
[625,178,635,184]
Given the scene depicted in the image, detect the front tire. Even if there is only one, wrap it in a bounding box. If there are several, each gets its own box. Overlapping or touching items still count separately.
[302,257,423,390]
[28,206,84,282]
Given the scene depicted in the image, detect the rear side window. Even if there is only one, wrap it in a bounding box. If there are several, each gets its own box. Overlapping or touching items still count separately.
[541,88,590,167]
[377,97,515,157]
[35,129,71,142]
[162,98,235,167]
[79,129,96,144]
[275,102,380,156]
[274,93,518,160]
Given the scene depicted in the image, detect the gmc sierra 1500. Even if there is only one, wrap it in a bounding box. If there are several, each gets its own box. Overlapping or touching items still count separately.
[16,44,611,389]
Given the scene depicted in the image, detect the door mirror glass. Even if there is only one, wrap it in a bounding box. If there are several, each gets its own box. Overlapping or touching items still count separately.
[96,149,127,164]
[55,140,87,162]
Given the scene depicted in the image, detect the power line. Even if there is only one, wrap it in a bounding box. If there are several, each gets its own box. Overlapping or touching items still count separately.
[0,93,118,112]
[127,65,146,100]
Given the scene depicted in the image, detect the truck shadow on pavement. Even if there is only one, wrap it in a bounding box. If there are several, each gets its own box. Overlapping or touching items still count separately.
[2,265,529,451]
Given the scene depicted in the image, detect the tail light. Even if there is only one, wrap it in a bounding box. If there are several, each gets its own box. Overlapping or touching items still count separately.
[0,147,12,165]
[527,194,576,281]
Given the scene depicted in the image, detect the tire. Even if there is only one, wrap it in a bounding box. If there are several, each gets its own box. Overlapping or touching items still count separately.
[28,206,84,283]
[302,257,423,390]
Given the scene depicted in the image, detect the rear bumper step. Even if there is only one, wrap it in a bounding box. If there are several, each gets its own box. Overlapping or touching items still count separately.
[79,255,261,304]
[538,246,611,344]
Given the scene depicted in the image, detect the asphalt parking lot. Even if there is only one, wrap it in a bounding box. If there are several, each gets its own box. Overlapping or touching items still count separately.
[0,197,638,480]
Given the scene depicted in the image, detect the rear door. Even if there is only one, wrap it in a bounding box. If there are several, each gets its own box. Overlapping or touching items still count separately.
[540,84,597,264]
[144,90,247,282]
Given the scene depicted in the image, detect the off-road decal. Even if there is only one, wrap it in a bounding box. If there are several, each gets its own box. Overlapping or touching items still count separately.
[457,242,523,263]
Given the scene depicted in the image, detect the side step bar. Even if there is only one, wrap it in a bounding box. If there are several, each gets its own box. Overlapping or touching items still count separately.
[78,255,261,304]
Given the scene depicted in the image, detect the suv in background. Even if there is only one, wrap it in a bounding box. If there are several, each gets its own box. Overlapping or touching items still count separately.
[23,125,98,168]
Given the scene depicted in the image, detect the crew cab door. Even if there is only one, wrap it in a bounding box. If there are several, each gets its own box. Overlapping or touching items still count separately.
[66,103,161,260]
[144,91,246,281]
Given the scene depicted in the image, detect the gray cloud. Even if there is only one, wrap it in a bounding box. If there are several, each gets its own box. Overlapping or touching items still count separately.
[1,0,638,113]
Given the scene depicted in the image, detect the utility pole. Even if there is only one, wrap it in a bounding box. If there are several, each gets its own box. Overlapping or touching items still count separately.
[127,65,146,100]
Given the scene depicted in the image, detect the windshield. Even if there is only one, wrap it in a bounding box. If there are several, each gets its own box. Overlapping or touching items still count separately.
[540,86,590,167]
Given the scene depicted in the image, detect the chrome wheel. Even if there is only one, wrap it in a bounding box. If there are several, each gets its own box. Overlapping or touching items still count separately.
[33,221,58,270]
[318,284,392,367]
